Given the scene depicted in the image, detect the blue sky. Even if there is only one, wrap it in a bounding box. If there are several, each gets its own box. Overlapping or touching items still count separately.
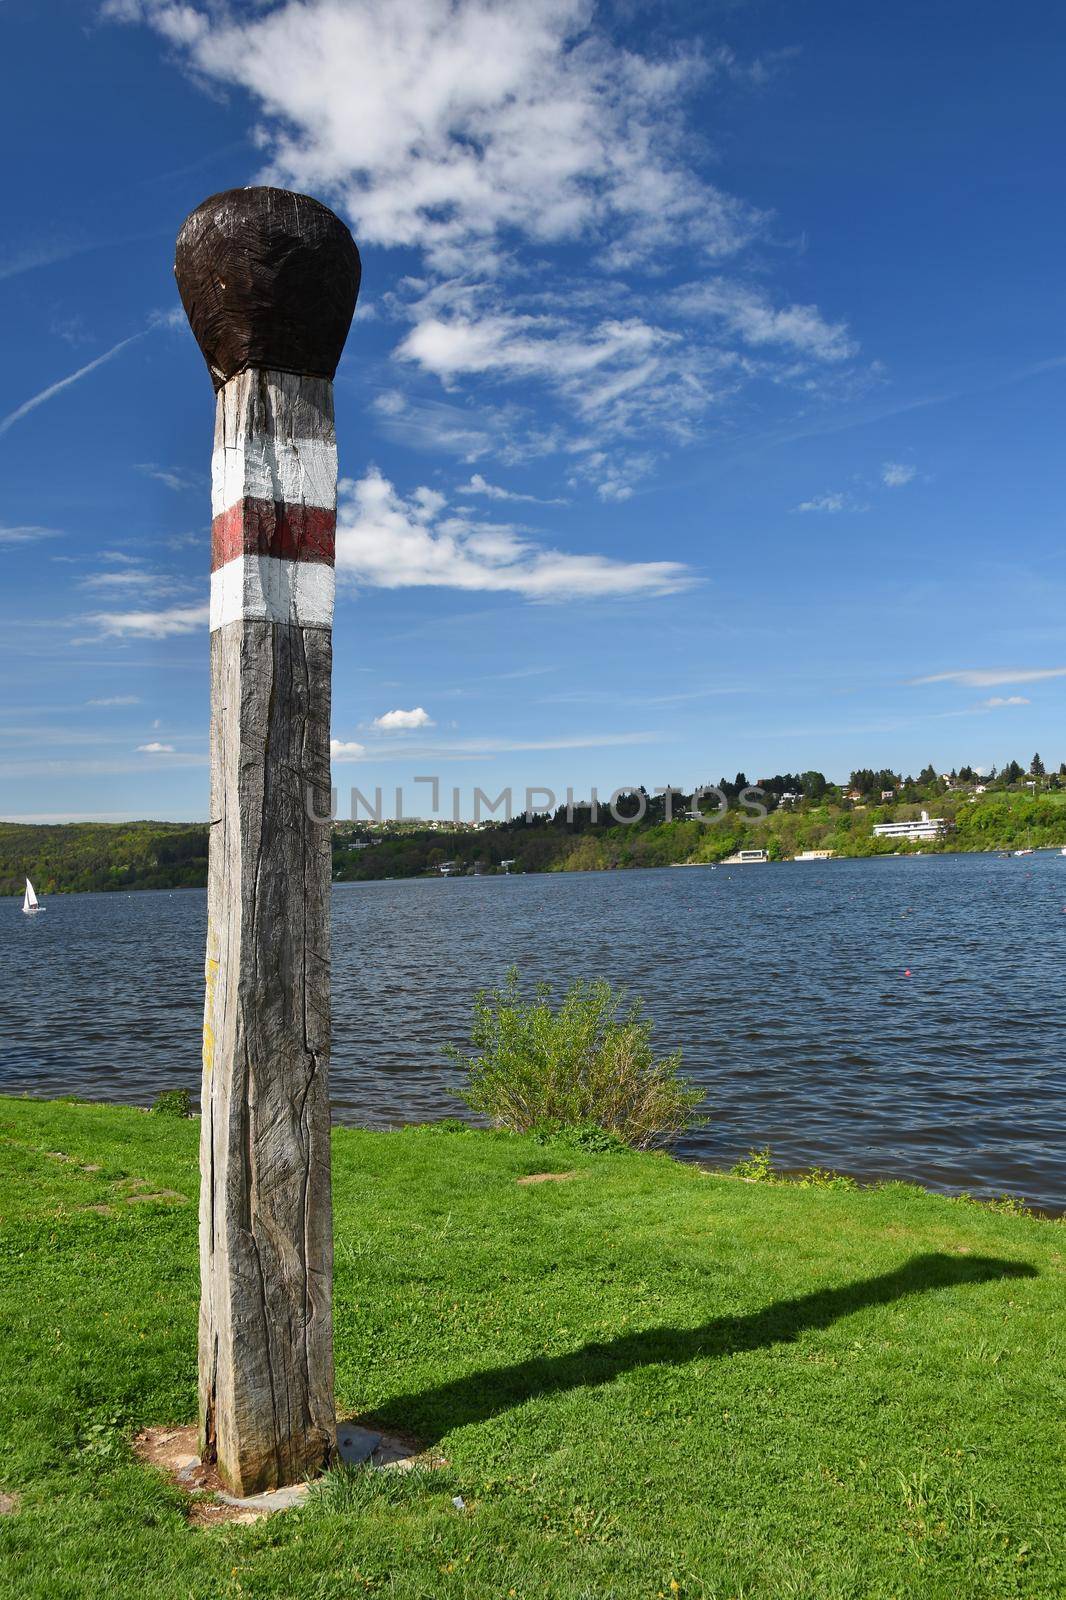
[2,0,1064,823]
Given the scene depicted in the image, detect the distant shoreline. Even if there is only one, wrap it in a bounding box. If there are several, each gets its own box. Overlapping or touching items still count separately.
[5,793,1066,895]
[6,841,1066,898]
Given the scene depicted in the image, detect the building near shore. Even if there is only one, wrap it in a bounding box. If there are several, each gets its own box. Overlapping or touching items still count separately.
[794,849,835,860]
[872,810,952,842]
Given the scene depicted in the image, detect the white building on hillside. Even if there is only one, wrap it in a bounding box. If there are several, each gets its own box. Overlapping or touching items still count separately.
[872,810,951,842]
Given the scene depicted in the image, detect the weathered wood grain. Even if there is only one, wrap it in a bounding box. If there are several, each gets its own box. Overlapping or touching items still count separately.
[199,617,334,1495]
[178,180,358,1499]
[198,370,337,1497]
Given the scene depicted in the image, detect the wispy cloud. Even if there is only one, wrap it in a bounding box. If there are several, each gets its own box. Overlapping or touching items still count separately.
[80,568,187,598]
[330,729,661,763]
[670,278,857,362]
[110,0,756,271]
[0,524,59,544]
[87,695,142,707]
[881,461,916,487]
[399,313,669,389]
[793,491,868,514]
[371,392,494,461]
[911,667,1066,688]
[457,473,566,506]
[136,463,202,493]
[109,0,859,502]
[1,754,207,778]
[393,308,718,478]
[372,707,435,730]
[80,603,209,640]
[136,741,176,753]
[335,468,695,600]
[982,695,1030,707]
[0,238,88,284]
[0,333,145,438]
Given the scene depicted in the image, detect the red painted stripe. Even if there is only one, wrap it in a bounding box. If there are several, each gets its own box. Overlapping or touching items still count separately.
[211,498,336,571]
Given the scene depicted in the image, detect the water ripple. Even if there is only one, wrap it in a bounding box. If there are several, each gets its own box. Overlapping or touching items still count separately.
[1,855,1063,1208]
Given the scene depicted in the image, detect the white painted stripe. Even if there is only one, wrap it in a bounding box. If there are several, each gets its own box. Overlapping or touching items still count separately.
[210,436,338,518]
[209,556,335,632]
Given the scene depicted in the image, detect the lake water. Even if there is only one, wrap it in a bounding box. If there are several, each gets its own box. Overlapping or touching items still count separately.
[2,854,1064,1210]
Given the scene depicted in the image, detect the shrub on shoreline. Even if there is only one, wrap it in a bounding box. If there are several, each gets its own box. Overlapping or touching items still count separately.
[151,1087,191,1118]
[445,967,703,1150]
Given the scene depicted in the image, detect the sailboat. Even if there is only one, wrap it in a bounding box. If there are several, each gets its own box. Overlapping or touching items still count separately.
[22,878,40,915]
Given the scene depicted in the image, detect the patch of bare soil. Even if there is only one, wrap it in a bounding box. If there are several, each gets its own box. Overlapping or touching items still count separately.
[132,1426,257,1527]
[34,1149,188,1208]
[516,1171,578,1185]
[132,1421,438,1528]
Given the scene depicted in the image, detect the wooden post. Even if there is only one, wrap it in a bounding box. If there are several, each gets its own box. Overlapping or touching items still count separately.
[175,188,360,1496]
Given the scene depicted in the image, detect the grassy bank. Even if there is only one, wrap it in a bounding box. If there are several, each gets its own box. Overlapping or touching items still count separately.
[0,1098,1062,1598]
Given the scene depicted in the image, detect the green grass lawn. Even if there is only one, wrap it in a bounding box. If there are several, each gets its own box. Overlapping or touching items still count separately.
[0,1097,1062,1599]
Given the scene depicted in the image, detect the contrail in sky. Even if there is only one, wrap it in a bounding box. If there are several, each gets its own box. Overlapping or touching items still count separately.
[0,331,146,438]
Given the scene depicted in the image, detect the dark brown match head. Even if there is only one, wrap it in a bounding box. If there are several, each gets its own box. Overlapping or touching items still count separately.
[174,187,361,391]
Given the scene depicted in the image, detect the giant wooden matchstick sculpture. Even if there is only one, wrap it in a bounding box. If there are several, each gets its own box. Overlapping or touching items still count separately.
[175,188,360,1496]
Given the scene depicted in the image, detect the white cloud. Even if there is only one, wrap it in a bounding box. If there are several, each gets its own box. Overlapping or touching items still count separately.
[334,730,660,760]
[794,492,848,514]
[81,568,185,596]
[0,525,58,544]
[110,0,756,271]
[330,738,368,761]
[372,392,495,461]
[136,741,176,753]
[110,0,860,495]
[671,279,857,362]
[136,462,201,492]
[335,468,694,600]
[911,667,1066,688]
[982,696,1030,707]
[395,299,732,482]
[465,732,657,752]
[82,603,209,639]
[372,707,435,731]
[458,472,565,505]
[87,695,142,706]
[400,313,667,387]
[3,754,207,777]
[881,461,916,487]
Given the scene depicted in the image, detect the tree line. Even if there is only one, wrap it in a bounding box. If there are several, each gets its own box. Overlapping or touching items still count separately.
[3,755,1064,894]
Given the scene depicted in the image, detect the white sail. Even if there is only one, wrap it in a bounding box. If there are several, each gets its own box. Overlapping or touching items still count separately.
[22,878,39,914]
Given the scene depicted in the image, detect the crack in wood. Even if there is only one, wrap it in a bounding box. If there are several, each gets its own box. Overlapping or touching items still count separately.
[198,372,337,1497]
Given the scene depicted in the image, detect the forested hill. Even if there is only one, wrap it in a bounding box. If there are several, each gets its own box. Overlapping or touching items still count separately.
[3,783,1066,895]
[0,822,209,897]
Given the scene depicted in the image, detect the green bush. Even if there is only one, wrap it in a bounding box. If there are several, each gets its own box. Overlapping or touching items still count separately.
[150,1087,191,1118]
[730,1147,858,1189]
[730,1146,777,1182]
[445,968,702,1150]
[795,1165,858,1191]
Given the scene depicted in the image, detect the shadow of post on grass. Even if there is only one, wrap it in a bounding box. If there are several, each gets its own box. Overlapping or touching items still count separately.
[369,1253,1036,1445]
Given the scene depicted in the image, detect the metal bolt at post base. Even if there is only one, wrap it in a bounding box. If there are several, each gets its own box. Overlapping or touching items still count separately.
[175,187,360,1497]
